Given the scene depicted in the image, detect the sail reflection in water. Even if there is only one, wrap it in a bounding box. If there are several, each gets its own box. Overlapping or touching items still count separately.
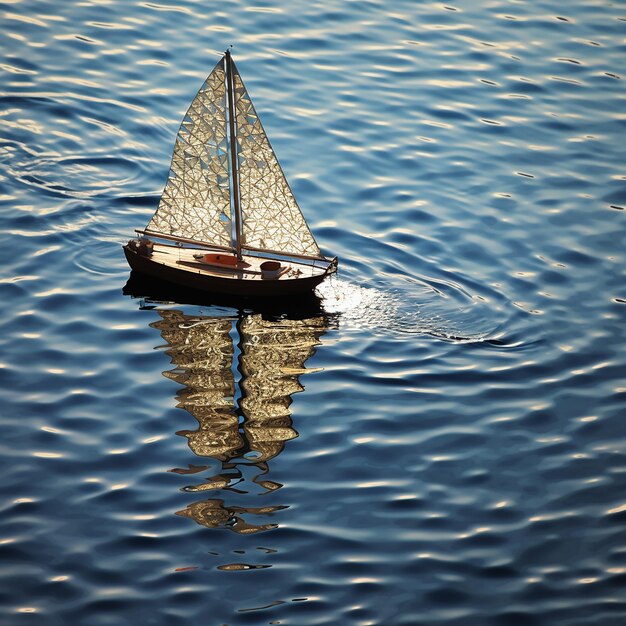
[151,310,330,533]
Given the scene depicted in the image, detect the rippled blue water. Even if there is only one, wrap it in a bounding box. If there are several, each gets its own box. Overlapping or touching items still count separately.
[1,0,626,624]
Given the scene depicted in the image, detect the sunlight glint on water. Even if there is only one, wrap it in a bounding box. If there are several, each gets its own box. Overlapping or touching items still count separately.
[0,0,625,624]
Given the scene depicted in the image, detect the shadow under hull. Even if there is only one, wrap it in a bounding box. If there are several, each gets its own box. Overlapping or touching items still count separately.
[123,270,329,317]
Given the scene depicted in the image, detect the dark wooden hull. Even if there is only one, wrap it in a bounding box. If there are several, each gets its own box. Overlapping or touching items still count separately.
[123,271,330,316]
[123,245,329,297]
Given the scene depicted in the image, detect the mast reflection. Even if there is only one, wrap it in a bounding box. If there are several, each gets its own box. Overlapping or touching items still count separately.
[151,309,330,534]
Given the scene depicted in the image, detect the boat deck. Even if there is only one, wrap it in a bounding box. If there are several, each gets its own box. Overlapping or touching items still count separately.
[148,243,329,282]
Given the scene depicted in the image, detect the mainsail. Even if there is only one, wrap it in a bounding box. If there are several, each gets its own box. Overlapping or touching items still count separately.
[232,62,323,259]
[146,52,324,260]
[146,58,232,248]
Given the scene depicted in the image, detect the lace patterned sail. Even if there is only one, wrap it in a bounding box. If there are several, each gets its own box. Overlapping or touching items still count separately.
[232,62,323,259]
[146,58,232,248]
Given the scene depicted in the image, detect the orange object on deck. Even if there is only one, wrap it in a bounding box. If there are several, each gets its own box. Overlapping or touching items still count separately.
[203,253,239,266]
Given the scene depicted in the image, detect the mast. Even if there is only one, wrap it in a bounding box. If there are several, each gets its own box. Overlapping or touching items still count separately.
[225,49,243,260]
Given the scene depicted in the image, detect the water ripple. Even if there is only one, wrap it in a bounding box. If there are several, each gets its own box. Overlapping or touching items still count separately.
[1,0,625,624]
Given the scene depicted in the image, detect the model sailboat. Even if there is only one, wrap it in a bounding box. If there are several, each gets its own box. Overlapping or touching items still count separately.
[124,50,338,297]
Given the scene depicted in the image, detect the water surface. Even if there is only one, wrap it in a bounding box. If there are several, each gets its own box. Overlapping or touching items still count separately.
[1,0,625,624]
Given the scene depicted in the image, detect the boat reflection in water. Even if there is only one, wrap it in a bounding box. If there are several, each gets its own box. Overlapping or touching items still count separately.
[149,304,332,534]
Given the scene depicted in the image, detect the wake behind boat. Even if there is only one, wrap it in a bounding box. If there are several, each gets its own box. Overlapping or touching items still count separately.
[124,50,338,297]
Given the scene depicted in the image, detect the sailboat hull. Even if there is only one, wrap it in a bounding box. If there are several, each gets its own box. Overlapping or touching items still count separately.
[123,244,331,297]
